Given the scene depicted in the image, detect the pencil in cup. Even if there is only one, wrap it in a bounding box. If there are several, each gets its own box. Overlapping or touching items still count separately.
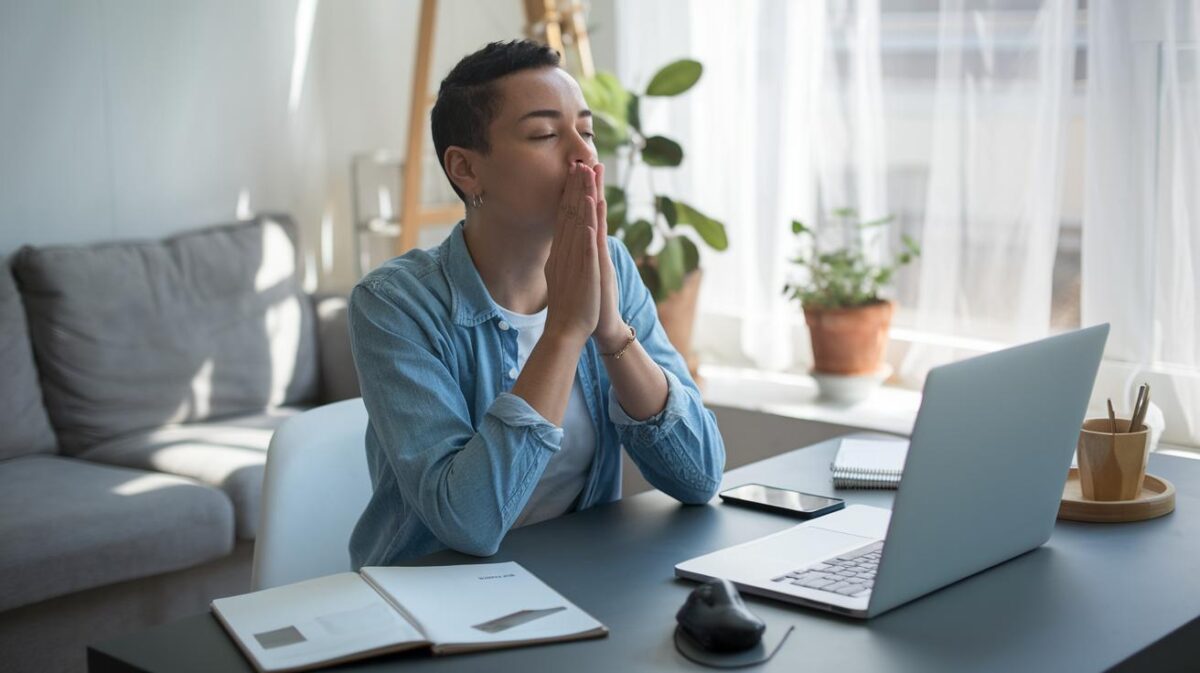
[1077,418,1149,502]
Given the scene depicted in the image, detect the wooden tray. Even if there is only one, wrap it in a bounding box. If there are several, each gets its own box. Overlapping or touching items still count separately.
[1058,468,1176,523]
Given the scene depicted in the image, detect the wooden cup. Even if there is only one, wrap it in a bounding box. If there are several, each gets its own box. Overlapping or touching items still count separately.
[1077,418,1149,501]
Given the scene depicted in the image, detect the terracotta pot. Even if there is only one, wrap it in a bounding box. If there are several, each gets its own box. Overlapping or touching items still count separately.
[656,269,703,384]
[803,300,894,375]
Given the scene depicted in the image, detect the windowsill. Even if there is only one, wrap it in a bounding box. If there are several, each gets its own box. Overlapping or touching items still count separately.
[699,364,922,438]
[699,363,1199,460]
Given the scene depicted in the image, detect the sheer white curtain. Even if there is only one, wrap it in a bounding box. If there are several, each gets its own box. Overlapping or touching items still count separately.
[614,0,1200,449]
[614,0,886,372]
[896,0,1077,385]
[1084,0,1200,448]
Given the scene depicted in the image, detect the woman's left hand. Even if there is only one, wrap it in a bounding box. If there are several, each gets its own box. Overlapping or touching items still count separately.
[591,163,628,353]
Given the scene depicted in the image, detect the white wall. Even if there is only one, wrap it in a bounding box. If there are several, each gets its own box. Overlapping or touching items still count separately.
[0,0,617,290]
[0,1,295,253]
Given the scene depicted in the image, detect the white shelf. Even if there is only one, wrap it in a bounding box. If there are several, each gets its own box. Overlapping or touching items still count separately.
[699,363,1199,460]
[699,364,922,438]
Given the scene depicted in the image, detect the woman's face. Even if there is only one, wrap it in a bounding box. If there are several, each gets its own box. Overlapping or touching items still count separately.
[471,67,598,231]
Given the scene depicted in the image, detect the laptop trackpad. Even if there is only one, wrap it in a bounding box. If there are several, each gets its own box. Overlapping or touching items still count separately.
[679,526,876,582]
[755,526,876,567]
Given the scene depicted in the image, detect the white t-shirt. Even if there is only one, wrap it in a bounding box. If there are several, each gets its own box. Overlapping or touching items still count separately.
[498,305,597,528]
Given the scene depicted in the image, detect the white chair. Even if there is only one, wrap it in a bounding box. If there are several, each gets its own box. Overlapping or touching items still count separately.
[251,397,372,590]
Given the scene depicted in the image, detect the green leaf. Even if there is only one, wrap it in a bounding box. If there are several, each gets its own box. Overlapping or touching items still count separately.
[657,236,686,296]
[656,195,678,227]
[859,214,895,229]
[606,204,626,235]
[642,136,684,167]
[783,208,914,309]
[579,76,610,113]
[680,235,700,273]
[645,59,703,97]
[623,219,654,259]
[604,185,627,234]
[627,95,641,132]
[596,72,631,112]
[638,263,663,302]
[675,201,728,251]
[581,72,631,123]
[581,72,634,157]
[592,112,627,156]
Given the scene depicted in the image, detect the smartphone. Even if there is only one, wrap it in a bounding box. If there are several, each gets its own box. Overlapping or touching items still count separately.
[719,483,845,519]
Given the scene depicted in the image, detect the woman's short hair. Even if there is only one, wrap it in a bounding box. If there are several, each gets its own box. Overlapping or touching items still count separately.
[431,40,562,201]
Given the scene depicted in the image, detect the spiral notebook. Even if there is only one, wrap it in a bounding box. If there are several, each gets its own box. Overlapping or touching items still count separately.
[831,438,910,489]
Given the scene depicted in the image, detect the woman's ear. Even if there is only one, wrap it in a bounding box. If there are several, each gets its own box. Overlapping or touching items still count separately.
[443,147,482,199]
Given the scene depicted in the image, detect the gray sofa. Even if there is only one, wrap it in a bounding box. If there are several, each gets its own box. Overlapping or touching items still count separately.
[0,215,360,673]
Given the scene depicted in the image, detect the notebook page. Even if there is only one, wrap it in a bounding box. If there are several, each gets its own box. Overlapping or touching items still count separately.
[833,438,910,474]
[211,572,427,673]
[361,562,606,653]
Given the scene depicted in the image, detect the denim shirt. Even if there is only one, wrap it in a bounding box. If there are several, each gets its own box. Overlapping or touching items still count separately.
[347,221,726,568]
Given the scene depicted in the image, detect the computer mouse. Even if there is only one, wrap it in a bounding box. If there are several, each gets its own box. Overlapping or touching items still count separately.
[675,578,766,652]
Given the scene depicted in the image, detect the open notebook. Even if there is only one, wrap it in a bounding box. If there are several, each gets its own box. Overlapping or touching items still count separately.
[211,562,607,673]
[831,437,910,489]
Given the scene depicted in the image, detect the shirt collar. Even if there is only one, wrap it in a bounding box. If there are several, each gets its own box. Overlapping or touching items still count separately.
[443,220,502,327]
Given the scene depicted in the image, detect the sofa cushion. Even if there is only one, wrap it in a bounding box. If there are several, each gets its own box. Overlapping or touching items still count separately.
[12,214,318,455]
[80,407,305,541]
[0,455,234,612]
[0,263,57,460]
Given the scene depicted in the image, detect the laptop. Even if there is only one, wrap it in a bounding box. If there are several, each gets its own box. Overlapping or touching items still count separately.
[675,324,1110,619]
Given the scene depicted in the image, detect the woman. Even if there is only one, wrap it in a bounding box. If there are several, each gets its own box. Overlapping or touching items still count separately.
[348,40,725,568]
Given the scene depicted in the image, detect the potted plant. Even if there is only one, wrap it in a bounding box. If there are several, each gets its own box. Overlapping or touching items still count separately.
[580,60,728,380]
[783,208,920,381]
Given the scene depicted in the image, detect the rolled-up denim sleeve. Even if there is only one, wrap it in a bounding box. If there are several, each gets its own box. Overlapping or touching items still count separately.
[605,238,726,504]
[349,281,561,557]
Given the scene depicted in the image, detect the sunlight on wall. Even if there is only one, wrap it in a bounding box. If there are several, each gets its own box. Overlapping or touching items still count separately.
[304,250,318,293]
[288,0,320,113]
[320,209,334,274]
[236,188,253,220]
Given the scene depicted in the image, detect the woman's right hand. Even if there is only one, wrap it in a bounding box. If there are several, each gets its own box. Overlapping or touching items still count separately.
[544,162,601,346]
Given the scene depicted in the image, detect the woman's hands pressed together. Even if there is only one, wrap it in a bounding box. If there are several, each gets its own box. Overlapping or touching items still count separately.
[542,162,598,344]
[542,160,625,351]
[590,163,630,353]
[529,158,665,423]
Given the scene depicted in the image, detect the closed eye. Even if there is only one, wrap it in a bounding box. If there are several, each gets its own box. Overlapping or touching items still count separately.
[532,132,594,141]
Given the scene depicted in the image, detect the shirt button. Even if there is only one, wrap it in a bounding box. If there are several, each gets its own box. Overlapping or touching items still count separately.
[498,320,510,331]
[508,367,519,379]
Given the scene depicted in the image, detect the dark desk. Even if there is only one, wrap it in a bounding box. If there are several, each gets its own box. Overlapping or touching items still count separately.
[89,436,1200,672]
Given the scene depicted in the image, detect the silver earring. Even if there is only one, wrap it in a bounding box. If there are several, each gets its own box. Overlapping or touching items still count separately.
[470,193,484,209]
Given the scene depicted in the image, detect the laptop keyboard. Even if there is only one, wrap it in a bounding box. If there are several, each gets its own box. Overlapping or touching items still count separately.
[770,540,883,599]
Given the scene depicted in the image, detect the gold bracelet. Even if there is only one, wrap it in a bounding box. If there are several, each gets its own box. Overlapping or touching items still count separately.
[601,324,637,359]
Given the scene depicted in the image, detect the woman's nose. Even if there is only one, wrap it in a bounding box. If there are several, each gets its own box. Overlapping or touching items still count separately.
[567,132,596,167]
